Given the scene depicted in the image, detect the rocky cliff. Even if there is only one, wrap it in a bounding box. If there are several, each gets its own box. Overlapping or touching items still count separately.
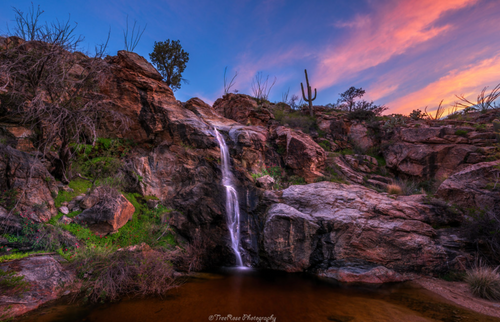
[1,37,499,290]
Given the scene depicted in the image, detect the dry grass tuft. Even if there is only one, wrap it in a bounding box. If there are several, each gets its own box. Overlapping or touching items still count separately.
[387,183,403,195]
[465,264,500,301]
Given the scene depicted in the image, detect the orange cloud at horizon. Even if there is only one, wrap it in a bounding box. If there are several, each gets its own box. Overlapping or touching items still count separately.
[314,0,478,91]
[387,55,500,115]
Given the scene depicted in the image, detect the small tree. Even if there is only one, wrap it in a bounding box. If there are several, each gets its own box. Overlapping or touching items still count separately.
[149,39,189,91]
[338,87,365,112]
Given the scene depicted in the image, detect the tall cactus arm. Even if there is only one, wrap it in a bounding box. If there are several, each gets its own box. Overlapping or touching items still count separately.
[312,88,317,101]
[301,82,307,100]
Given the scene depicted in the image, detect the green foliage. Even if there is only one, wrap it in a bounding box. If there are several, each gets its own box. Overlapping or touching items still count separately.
[273,109,318,134]
[56,194,175,250]
[474,123,487,131]
[54,179,92,208]
[276,145,286,155]
[149,39,189,91]
[0,250,46,263]
[409,109,425,120]
[455,129,469,136]
[318,140,331,151]
[289,176,306,185]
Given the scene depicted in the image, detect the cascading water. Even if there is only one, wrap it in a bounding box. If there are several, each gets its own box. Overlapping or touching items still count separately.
[214,128,244,267]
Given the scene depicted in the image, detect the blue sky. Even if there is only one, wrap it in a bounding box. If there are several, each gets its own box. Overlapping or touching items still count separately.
[1,0,499,115]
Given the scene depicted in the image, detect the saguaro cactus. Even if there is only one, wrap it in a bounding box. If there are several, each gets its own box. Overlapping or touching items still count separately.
[301,69,317,117]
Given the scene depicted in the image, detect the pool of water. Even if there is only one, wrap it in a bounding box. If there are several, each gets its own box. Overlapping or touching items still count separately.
[15,268,500,322]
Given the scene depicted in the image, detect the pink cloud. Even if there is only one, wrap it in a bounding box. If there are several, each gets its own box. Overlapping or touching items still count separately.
[313,0,478,91]
[387,54,500,115]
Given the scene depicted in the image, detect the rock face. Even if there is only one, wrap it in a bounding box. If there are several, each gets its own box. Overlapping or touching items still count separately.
[260,182,465,282]
[437,160,500,214]
[0,145,57,225]
[383,127,495,179]
[213,93,274,127]
[0,256,75,319]
[75,189,135,235]
[275,126,326,183]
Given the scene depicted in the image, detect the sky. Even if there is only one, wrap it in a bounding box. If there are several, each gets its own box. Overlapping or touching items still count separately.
[1,0,499,115]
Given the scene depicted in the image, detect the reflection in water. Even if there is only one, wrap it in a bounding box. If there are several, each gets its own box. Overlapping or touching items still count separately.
[16,268,500,322]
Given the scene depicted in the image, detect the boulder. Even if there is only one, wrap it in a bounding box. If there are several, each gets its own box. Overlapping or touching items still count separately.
[0,256,75,319]
[0,145,57,223]
[213,93,274,127]
[260,182,465,282]
[75,189,135,234]
[348,124,374,151]
[275,126,326,183]
[436,160,500,214]
[256,175,275,190]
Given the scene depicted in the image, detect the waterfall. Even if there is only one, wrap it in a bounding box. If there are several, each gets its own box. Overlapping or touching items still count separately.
[214,128,244,267]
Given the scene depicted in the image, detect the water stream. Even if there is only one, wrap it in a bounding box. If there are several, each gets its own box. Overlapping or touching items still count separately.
[214,128,244,266]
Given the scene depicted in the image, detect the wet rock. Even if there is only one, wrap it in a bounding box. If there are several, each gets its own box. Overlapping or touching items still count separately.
[319,265,410,283]
[263,203,320,272]
[0,256,75,319]
[260,182,463,280]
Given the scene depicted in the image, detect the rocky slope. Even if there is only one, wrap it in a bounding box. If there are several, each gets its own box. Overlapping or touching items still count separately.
[1,36,499,315]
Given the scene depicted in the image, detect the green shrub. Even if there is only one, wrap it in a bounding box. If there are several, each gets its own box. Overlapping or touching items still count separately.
[274,109,317,133]
[318,140,331,151]
[409,109,425,120]
[455,129,468,136]
[466,264,500,300]
[289,176,306,185]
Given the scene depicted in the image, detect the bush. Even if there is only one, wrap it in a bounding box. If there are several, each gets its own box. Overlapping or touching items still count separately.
[409,109,425,120]
[387,183,403,195]
[455,129,468,136]
[465,264,500,300]
[274,109,317,133]
[74,245,182,302]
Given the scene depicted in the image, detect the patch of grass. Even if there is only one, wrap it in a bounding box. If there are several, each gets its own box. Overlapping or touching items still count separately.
[455,129,469,136]
[318,140,331,151]
[465,264,500,300]
[56,196,176,250]
[54,179,92,208]
[289,176,306,185]
[474,123,487,131]
[274,109,317,133]
[0,250,47,263]
[340,148,354,155]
